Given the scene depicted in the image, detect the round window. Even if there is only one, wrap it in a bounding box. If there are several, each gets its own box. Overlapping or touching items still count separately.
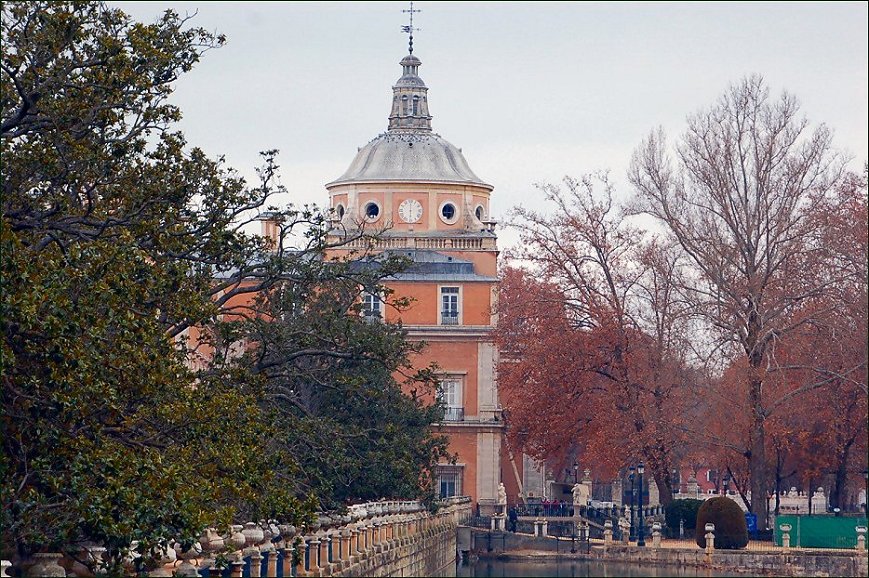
[440,202,456,223]
[365,202,380,220]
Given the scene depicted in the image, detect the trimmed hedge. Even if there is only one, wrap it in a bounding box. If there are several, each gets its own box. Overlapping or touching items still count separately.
[665,498,704,534]
[694,497,749,549]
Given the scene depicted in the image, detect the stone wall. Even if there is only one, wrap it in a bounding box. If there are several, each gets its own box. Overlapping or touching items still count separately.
[2,498,472,577]
[594,544,868,578]
[332,497,471,578]
[467,529,869,578]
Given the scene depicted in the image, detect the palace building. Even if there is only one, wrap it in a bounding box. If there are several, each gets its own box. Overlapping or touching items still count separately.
[322,47,503,514]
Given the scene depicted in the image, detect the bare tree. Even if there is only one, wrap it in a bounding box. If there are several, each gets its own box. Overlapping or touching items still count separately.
[629,75,850,528]
[502,174,695,504]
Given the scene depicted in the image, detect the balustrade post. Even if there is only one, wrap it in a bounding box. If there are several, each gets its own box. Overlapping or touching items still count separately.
[242,522,265,578]
[856,526,866,553]
[315,531,326,570]
[359,523,370,556]
[229,555,244,578]
[312,535,324,572]
[340,528,352,566]
[278,544,291,578]
[704,523,716,557]
[263,542,277,577]
[350,526,361,559]
[780,523,792,550]
[294,538,306,577]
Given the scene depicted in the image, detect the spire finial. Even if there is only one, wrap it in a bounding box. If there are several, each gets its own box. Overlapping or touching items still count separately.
[401,2,421,54]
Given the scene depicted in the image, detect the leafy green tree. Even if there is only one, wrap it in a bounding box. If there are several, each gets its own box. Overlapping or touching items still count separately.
[1,1,314,568]
[2,3,451,570]
[205,253,452,512]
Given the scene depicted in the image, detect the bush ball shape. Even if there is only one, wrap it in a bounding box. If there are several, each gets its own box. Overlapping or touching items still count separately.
[694,497,749,549]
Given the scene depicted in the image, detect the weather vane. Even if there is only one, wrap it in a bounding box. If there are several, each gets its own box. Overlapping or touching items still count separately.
[401,2,421,54]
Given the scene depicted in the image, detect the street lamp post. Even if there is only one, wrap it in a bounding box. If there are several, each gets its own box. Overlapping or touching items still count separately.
[628,466,635,542]
[671,469,679,500]
[573,462,579,484]
[637,462,646,547]
[723,474,730,497]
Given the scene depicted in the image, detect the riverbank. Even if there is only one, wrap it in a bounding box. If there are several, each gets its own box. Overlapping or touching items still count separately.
[463,529,869,577]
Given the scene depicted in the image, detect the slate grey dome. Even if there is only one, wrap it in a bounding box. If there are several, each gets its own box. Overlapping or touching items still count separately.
[327,52,492,190]
[328,131,492,189]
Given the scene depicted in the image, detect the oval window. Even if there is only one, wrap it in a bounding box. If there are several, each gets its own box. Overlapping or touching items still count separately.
[441,203,456,221]
[365,202,380,220]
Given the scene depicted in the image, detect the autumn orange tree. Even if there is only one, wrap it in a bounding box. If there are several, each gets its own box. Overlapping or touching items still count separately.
[497,174,698,504]
[630,75,863,526]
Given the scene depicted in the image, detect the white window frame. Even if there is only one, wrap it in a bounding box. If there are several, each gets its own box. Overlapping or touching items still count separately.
[363,200,382,223]
[437,375,464,421]
[362,290,384,321]
[436,465,464,498]
[438,201,459,224]
[439,285,462,325]
[474,204,486,222]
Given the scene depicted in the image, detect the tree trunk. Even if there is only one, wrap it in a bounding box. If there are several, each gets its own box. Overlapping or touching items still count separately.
[749,375,769,529]
[830,438,855,511]
[774,446,783,515]
[653,466,674,508]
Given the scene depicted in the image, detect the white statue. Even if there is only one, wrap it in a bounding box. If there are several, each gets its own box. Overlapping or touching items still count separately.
[572,482,590,506]
[497,482,507,505]
[618,513,631,542]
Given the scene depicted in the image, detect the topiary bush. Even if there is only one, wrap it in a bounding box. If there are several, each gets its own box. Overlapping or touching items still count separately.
[694,497,749,549]
[665,499,704,534]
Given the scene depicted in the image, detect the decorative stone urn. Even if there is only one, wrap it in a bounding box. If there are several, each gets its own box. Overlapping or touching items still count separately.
[27,553,66,577]
[173,542,202,578]
[229,525,246,551]
[144,542,177,578]
[279,524,297,543]
[200,528,225,555]
[242,522,265,548]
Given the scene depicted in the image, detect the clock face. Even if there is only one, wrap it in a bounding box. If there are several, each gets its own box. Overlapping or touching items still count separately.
[398,199,423,223]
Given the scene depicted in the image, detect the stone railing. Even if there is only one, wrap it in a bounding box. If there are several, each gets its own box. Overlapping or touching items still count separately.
[2,497,473,577]
[341,236,493,251]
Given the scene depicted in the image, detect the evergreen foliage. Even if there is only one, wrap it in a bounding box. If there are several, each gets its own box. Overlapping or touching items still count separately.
[1,1,449,569]
[694,497,749,549]
[664,498,703,533]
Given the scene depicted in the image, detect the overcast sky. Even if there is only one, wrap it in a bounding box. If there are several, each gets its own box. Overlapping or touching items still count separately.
[113,1,868,247]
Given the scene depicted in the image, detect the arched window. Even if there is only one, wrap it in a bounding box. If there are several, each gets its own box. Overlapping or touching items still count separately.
[402,95,409,115]
[412,95,419,116]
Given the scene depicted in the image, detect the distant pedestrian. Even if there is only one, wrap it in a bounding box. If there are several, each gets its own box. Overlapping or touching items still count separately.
[508,507,518,532]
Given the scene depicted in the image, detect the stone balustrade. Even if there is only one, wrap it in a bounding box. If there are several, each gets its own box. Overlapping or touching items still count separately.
[2,497,472,577]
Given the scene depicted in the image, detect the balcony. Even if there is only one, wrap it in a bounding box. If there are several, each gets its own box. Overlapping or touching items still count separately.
[441,312,459,325]
[443,407,464,421]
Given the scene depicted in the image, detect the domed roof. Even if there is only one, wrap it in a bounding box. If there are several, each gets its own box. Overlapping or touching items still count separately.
[327,51,492,191]
[327,131,492,190]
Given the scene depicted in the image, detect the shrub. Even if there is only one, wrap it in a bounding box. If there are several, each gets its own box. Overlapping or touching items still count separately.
[665,499,704,534]
[694,497,749,549]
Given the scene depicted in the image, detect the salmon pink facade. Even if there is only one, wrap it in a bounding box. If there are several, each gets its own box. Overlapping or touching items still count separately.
[323,49,504,514]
